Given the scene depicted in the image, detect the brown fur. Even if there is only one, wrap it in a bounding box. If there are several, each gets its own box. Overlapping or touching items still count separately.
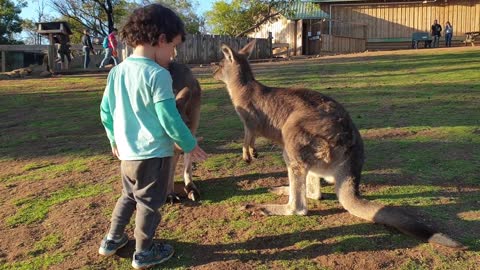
[167,62,202,201]
[212,40,463,248]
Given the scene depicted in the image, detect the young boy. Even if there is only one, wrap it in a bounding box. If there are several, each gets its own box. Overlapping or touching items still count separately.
[98,4,207,269]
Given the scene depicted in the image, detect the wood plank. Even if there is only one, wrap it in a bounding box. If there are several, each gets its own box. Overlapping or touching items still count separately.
[0,45,49,52]
[1,51,5,72]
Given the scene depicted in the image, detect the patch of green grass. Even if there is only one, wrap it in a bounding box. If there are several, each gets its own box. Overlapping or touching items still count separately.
[399,259,430,270]
[254,216,321,236]
[274,259,327,270]
[0,253,66,270]
[331,233,390,253]
[366,185,443,206]
[22,161,55,171]
[28,234,62,256]
[6,182,112,226]
[199,153,249,172]
[1,156,101,184]
[163,208,180,223]
[294,239,322,249]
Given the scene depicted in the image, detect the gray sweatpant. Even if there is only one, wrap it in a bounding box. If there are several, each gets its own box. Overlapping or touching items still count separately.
[108,157,173,252]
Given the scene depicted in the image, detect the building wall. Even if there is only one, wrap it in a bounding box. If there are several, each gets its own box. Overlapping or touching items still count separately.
[322,0,480,40]
[248,16,302,55]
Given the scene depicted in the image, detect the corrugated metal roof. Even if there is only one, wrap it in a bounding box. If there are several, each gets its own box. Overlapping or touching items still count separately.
[306,0,366,2]
[284,1,330,20]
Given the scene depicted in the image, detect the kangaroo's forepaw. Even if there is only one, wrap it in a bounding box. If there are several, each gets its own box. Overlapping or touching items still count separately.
[242,153,252,163]
[184,183,200,202]
[250,148,258,159]
[166,193,181,204]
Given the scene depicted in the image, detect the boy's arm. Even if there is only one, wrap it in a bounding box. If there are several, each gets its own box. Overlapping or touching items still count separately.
[100,90,116,148]
[154,99,197,153]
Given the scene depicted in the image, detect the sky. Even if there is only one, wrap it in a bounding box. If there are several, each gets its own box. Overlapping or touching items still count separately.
[20,0,215,21]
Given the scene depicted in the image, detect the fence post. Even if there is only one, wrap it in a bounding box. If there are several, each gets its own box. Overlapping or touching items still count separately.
[1,51,5,72]
[268,32,273,58]
[48,45,55,72]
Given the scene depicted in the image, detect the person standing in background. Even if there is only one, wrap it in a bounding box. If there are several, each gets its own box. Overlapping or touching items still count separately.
[81,29,95,69]
[431,19,442,48]
[445,21,453,47]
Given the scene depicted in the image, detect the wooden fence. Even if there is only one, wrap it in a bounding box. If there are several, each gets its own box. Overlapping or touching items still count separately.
[123,34,272,64]
[1,34,272,72]
[175,34,271,64]
[321,35,366,53]
[0,44,105,72]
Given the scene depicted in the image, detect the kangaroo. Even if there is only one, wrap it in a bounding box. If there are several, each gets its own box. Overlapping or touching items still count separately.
[167,61,202,202]
[212,40,463,248]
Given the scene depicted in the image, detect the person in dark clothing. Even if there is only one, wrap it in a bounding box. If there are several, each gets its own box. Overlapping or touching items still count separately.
[56,35,71,69]
[81,29,95,69]
[445,21,453,47]
[431,19,442,48]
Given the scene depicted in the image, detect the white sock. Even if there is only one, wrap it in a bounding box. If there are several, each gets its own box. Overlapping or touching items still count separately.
[106,234,123,242]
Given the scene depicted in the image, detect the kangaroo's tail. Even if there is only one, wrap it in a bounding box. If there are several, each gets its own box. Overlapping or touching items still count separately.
[335,176,464,248]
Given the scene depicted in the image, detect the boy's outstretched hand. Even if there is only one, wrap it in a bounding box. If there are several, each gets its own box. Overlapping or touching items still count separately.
[111,146,120,159]
[190,144,207,162]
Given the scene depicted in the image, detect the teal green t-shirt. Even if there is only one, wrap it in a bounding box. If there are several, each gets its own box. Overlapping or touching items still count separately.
[100,56,196,160]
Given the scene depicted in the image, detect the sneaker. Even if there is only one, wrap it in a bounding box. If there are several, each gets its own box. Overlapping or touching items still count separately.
[98,234,129,256]
[131,243,174,269]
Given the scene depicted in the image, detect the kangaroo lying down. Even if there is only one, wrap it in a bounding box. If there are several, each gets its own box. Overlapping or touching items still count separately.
[212,40,463,248]
[167,62,202,202]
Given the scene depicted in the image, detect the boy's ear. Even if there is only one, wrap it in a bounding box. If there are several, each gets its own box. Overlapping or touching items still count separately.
[221,44,235,63]
[239,40,256,59]
[158,33,167,44]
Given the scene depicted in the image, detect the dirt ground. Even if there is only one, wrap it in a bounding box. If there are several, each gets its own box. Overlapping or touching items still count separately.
[0,47,479,270]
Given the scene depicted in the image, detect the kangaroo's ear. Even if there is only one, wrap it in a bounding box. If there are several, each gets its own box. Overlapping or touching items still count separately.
[221,44,235,63]
[239,40,256,59]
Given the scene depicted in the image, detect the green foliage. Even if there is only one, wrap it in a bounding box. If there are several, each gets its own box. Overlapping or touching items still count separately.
[205,0,294,36]
[0,0,26,44]
[153,0,204,34]
[205,0,264,36]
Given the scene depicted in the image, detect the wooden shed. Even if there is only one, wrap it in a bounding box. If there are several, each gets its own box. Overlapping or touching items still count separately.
[249,1,367,55]
[250,0,480,53]
[319,0,480,50]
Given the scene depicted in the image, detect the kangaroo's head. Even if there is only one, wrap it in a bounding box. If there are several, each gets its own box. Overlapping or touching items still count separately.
[213,40,256,86]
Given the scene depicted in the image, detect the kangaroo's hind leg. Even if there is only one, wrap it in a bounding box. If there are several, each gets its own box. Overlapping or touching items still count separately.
[269,170,323,200]
[183,153,200,201]
[256,150,308,216]
[306,171,324,200]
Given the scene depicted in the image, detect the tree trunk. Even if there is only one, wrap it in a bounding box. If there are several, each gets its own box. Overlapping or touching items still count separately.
[106,0,114,33]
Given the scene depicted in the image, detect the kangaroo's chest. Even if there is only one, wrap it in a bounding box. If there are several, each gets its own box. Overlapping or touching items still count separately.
[234,102,285,143]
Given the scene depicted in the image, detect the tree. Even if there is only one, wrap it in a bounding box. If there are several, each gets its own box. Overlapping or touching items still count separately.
[139,0,204,34]
[49,0,132,38]
[0,0,27,44]
[205,0,295,37]
[21,0,53,45]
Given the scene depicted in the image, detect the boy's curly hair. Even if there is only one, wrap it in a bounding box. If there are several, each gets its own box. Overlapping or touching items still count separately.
[120,4,186,47]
